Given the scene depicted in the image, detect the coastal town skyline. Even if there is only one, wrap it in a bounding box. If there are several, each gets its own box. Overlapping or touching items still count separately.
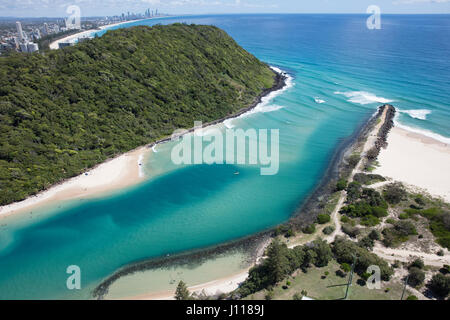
[1,0,449,17]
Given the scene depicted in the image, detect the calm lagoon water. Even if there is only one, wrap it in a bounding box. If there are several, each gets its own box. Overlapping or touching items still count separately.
[1,14,449,299]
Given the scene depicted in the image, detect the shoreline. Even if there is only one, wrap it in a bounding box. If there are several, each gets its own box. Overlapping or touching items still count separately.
[49,15,183,50]
[94,106,388,300]
[0,68,286,220]
[0,146,150,219]
[113,105,393,300]
[374,125,450,202]
[91,70,287,299]
[49,18,148,50]
[125,269,251,300]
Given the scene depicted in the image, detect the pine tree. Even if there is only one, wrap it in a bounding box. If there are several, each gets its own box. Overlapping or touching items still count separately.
[175,280,191,300]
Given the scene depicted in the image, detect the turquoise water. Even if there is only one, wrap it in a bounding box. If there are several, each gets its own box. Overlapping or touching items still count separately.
[1,14,449,299]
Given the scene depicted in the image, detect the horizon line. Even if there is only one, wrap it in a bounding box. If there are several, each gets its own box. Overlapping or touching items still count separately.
[1,12,450,19]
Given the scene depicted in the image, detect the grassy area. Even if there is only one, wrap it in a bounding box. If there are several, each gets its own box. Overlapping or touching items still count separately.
[245,260,408,300]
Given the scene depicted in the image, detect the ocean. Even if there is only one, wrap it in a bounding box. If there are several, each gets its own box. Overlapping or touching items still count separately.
[0,14,449,299]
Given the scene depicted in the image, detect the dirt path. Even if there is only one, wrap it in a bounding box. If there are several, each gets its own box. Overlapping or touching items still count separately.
[325,106,389,243]
[373,244,450,267]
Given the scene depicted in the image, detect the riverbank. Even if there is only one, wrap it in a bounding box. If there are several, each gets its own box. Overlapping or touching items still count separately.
[0,146,150,218]
[374,126,450,202]
[96,105,390,300]
[0,67,286,220]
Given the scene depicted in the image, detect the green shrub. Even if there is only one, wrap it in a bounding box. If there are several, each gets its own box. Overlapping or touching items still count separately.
[409,258,424,270]
[368,229,381,240]
[336,179,347,191]
[408,267,425,287]
[360,215,380,227]
[428,273,450,298]
[342,224,360,238]
[386,218,396,225]
[399,213,409,220]
[333,238,393,281]
[303,224,316,234]
[359,236,375,250]
[347,154,361,168]
[317,214,331,225]
[383,183,407,205]
[341,263,351,272]
[292,293,303,300]
[322,226,335,235]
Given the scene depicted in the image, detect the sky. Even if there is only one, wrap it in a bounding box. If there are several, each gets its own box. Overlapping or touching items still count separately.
[0,0,449,17]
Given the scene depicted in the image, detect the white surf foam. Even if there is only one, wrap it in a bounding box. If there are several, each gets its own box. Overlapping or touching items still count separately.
[398,109,431,120]
[152,145,158,153]
[334,91,393,105]
[393,112,450,145]
[314,97,326,104]
[224,66,293,128]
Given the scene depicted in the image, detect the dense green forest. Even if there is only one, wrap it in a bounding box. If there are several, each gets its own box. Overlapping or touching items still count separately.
[0,24,276,205]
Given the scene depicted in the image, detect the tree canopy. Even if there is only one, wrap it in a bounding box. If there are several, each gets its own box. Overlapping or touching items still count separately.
[0,24,276,205]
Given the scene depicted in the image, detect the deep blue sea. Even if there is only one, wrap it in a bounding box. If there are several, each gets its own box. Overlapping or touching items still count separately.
[1,14,449,299]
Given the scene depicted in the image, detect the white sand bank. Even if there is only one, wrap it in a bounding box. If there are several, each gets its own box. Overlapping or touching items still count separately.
[0,147,150,218]
[374,126,450,202]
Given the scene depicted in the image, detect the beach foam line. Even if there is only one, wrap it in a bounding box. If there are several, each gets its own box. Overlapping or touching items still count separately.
[398,109,431,120]
[393,112,450,145]
[334,90,393,105]
[224,67,293,129]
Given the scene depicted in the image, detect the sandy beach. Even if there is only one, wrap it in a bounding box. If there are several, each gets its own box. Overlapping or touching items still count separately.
[374,126,450,202]
[49,19,144,50]
[0,146,150,218]
[124,269,250,300]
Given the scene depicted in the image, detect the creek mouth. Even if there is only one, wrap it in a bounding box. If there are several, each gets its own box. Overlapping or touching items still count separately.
[92,80,388,301]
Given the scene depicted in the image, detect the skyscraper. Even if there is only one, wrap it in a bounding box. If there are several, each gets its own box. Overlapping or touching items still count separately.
[16,21,24,42]
[43,23,49,36]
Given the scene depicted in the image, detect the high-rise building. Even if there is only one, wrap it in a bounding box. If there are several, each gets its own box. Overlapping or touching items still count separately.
[16,21,24,42]
[43,23,50,36]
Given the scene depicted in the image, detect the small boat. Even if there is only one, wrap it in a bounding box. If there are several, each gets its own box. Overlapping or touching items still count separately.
[234,171,240,175]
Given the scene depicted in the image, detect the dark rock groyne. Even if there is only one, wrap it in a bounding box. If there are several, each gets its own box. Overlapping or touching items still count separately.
[366,104,396,162]
[92,232,270,299]
[284,104,395,231]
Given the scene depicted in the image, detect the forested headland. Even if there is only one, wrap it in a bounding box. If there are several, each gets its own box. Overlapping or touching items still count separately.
[0,24,277,205]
